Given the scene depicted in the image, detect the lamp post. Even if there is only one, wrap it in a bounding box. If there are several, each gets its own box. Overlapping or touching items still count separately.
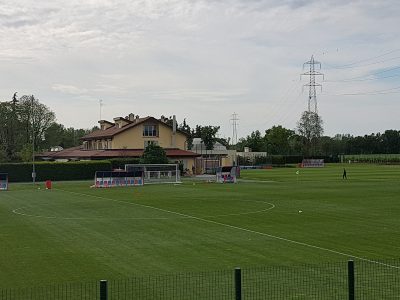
[31,96,36,185]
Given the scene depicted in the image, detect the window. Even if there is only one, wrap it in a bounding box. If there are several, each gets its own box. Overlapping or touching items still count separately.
[143,125,158,137]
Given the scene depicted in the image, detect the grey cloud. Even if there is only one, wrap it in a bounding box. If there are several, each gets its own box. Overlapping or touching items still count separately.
[0,0,399,137]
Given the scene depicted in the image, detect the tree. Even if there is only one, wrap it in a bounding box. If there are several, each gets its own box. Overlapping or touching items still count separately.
[265,125,295,155]
[179,118,193,150]
[382,130,400,154]
[0,94,22,160]
[140,143,169,164]
[192,125,220,150]
[236,130,266,152]
[297,111,324,156]
[0,101,12,160]
[17,95,56,151]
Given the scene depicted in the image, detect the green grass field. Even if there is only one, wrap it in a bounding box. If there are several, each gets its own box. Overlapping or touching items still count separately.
[0,164,399,295]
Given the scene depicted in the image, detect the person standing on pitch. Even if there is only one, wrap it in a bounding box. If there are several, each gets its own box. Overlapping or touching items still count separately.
[343,168,347,179]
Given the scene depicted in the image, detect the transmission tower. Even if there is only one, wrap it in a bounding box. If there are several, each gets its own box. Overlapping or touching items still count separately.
[301,55,324,113]
[230,113,239,147]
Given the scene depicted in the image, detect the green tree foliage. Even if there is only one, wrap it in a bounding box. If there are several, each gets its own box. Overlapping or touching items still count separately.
[19,143,33,162]
[0,93,92,162]
[179,118,193,150]
[237,130,267,152]
[265,125,295,155]
[192,125,220,150]
[382,130,400,154]
[43,124,91,150]
[297,111,324,156]
[140,143,169,164]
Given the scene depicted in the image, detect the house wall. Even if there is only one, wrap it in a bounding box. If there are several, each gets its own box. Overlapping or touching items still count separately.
[170,157,196,175]
[111,121,187,149]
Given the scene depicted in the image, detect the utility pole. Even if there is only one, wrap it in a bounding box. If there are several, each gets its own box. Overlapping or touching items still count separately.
[230,113,239,148]
[301,55,324,113]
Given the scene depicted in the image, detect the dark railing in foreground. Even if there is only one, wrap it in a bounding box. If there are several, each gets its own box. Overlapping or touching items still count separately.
[1,259,399,299]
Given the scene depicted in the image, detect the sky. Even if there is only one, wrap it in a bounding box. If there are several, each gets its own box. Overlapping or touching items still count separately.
[1,0,400,140]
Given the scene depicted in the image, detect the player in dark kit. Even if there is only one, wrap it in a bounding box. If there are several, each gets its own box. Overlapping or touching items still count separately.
[343,168,347,179]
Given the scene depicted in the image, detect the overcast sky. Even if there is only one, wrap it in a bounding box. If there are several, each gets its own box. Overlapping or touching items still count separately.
[1,0,399,140]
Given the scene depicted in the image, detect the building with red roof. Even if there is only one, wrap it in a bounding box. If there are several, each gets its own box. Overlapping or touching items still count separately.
[37,114,199,173]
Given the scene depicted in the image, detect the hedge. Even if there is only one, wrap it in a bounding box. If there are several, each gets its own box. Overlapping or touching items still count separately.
[238,155,339,166]
[0,161,112,183]
[108,158,140,169]
[343,154,400,164]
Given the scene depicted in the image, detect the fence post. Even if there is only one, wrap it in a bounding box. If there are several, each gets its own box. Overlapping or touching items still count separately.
[348,260,355,300]
[100,280,108,300]
[235,267,242,300]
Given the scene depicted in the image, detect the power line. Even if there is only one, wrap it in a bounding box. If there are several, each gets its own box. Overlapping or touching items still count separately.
[325,49,400,69]
[327,85,400,96]
[326,65,400,83]
[326,73,400,83]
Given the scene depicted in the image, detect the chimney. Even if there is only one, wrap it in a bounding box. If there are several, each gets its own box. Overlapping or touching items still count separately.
[128,113,135,121]
[172,115,177,148]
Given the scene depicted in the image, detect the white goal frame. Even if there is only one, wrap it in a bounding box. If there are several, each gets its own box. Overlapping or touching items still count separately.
[125,164,181,184]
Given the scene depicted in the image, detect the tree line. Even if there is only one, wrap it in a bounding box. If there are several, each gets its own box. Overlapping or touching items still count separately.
[0,93,93,162]
[1,94,399,163]
[236,126,400,156]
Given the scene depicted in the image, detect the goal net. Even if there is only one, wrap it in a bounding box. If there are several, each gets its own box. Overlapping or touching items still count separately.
[0,173,8,191]
[301,159,325,168]
[94,171,144,188]
[125,164,181,184]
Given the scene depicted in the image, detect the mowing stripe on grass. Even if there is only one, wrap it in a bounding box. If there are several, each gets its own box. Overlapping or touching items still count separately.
[55,188,400,270]
[6,190,275,220]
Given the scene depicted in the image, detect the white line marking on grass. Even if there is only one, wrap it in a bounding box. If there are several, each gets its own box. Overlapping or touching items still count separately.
[238,179,278,183]
[8,190,275,220]
[56,189,400,270]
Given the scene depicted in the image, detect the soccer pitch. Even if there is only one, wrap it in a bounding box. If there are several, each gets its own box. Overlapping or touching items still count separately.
[0,164,399,289]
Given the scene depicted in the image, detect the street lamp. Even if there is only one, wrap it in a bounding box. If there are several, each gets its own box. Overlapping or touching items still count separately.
[31,96,36,185]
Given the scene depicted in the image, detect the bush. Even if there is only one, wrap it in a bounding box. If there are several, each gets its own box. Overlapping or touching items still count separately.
[0,161,112,182]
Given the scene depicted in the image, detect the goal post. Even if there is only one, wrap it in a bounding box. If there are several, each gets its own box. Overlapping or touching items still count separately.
[125,164,181,184]
[0,173,9,191]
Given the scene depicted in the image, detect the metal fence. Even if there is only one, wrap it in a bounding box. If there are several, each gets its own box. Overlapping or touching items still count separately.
[1,259,399,299]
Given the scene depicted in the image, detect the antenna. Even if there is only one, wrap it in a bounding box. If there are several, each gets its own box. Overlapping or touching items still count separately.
[99,99,103,120]
[301,55,324,113]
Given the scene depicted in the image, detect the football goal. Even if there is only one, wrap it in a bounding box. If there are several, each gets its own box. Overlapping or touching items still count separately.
[94,170,144,188]
[125,164,181,184]
[0,173,8,191]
